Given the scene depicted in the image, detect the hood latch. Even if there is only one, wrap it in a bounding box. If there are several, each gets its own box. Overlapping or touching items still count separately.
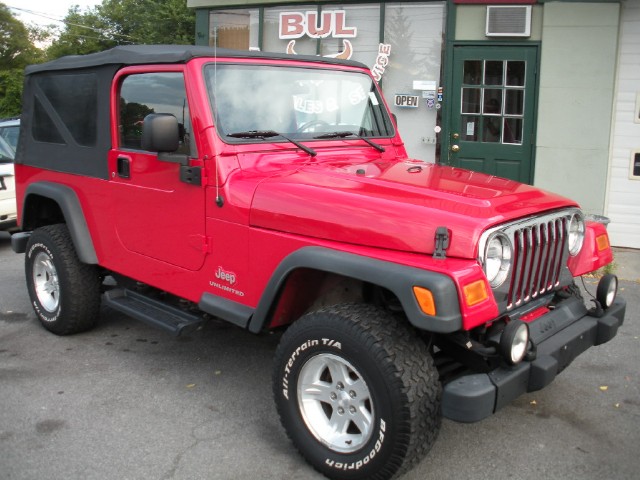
[433,227,450,259]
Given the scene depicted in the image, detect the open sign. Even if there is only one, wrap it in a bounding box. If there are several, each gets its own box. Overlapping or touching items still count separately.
[394,94,419,108]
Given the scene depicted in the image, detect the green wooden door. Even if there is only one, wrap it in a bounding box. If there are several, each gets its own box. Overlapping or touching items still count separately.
[448,46,538,184]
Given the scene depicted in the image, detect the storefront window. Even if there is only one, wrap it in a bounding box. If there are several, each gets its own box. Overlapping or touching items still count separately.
[319,5,380,67]
[263,6,319,55]
[210,10,260,50]
[383,2,446,161]
[208,2,446,162]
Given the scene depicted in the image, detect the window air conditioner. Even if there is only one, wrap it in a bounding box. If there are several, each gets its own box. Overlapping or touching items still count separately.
[486,6,532,37]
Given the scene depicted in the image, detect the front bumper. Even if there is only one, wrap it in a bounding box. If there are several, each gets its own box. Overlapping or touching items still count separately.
[441,296,626,423]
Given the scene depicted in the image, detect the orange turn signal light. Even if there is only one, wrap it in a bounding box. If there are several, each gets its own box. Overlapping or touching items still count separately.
[463,280,489,307]
[596,233,610,251]
[413,286,436,316]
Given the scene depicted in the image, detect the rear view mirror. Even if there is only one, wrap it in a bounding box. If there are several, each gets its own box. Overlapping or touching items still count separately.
[141,114,180,152]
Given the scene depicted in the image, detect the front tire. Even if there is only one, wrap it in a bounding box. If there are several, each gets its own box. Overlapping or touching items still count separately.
[25,224,101,335]
[273,304,441,480]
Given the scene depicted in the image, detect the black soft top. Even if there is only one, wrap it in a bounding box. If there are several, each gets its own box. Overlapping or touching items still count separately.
[26,44,367,75]
[18,45,368,180]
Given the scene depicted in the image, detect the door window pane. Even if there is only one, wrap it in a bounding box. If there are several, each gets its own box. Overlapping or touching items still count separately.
[483,89,502,115]
[503,118,523,144]
[484,61,503,85]
[461,115,479,141]
[462,88,481,114]
[506,61,525,86]
[119,73,193,155]
[482,117,501,143]
[505,89,524,116]
[463,60,482,85]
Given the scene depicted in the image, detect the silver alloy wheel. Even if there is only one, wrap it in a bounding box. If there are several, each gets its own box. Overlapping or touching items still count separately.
[32,251,60,313]
[297,353,374,453]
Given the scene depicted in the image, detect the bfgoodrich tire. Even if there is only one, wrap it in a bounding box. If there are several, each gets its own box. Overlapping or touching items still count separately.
[273,304,441,480]
[25,224,101,335]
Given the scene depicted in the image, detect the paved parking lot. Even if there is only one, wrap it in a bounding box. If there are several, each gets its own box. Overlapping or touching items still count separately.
[1,232,639,480]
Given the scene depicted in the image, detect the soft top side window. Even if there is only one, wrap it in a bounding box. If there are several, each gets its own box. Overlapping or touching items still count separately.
[118,72,195,156]
[32,73,98,147]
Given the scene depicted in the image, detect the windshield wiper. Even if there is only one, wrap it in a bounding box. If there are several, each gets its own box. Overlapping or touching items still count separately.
[313,131,385,152]
[227,130,317,157]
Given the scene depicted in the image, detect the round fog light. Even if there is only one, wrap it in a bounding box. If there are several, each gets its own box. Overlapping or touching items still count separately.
[596,274,618,309]
[500,320,529,365]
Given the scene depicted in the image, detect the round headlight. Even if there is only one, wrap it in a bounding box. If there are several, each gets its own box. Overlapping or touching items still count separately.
[499,320,529,365]
[484,233,512,288]
[568,213,585,256]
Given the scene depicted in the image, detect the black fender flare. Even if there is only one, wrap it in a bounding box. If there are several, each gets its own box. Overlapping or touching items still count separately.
[247,246,462,334]
[18,182,98,264]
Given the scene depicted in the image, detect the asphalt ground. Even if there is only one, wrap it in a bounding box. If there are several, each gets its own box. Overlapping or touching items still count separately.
[1,232,639,480]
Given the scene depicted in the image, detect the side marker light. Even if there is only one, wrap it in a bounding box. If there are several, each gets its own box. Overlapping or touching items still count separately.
[413,286,436,316]
[463,280,488,307]
[596,234,610,251]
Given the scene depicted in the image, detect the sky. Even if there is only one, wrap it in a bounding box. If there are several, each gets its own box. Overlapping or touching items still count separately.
[5,0,103,28]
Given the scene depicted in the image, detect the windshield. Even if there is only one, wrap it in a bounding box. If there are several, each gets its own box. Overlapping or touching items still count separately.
[205,64,394,141]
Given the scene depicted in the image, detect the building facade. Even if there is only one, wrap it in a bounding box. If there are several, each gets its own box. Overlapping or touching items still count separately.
[187,0,638,248]
[606,0,640,248]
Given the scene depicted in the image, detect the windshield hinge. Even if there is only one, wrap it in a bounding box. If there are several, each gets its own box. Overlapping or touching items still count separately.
[433,227,450,259]
[180,165,202,186]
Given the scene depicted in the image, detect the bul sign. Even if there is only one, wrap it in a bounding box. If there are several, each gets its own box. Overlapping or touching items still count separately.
[280,10,357,39]
[279,10,390,80]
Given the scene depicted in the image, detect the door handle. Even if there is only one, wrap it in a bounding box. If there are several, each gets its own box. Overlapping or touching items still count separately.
[117,156,131,179]
[451,144,460,152]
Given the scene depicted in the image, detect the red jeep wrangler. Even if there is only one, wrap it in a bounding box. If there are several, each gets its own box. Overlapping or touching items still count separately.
[13,45,625,479]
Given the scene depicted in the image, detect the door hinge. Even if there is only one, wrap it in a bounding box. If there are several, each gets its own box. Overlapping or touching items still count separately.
[433,226,450,259]
[180,165,202,185]
[188,234,212,254]
[202,235,212,254]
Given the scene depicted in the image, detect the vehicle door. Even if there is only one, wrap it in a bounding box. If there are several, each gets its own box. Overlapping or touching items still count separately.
[110,67,206,271]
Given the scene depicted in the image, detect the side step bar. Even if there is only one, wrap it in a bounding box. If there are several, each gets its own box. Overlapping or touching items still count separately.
[104,288,204,336]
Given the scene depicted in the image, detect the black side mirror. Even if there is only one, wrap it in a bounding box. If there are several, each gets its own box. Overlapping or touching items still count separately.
[141,114,180,152]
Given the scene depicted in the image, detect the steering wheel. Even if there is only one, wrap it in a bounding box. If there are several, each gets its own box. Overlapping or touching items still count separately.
[296,120,331,133]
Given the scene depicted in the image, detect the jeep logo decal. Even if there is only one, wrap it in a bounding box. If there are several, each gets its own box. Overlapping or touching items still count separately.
[215,266,236,285]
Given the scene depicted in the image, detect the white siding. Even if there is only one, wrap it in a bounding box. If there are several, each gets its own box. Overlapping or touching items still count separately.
[606,1,640,248]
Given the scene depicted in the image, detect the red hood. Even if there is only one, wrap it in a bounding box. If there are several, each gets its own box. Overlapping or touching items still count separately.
[249,158,577,259]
